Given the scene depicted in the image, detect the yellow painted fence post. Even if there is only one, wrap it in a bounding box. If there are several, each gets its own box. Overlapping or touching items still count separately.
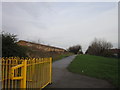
[21,60,27,88]
[50,57,52,84]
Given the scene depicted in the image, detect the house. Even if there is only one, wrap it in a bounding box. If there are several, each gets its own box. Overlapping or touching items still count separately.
[109,48,120,57]
[17,40,66,53]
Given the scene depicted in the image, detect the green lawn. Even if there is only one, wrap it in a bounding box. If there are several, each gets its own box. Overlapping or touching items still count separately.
[67,54,119,87]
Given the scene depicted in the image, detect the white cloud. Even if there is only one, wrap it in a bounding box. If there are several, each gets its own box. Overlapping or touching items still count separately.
[0,1,2,31]
[2,2,118,52]
[2,0,119,2]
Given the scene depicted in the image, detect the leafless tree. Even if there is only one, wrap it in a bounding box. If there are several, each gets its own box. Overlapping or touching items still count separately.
[86,38,113,56]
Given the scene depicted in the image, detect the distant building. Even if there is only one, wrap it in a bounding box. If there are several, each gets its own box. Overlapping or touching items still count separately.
[109,48,120,57]
[17,40,66,53]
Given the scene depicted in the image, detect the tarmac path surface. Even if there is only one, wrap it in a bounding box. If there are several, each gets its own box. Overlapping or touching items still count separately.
[48,55,114,88]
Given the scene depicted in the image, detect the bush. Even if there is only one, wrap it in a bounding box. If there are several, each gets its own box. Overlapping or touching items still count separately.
[2,32,28,57]
[68,45,82,54]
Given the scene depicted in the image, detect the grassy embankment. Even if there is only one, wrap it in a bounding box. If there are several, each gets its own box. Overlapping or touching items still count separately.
[26,46,73,62]
[67,54,119,87]
[52,53,73,62]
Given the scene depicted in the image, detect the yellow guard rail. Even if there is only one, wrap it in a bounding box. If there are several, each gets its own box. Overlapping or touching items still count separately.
[0,57,52,89]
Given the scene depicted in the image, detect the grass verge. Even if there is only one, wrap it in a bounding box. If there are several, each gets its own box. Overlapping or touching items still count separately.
[53,53,73,62]
[67,54,118,87]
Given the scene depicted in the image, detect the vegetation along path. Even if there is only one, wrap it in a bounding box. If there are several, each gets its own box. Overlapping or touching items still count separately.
[48,55,114,88]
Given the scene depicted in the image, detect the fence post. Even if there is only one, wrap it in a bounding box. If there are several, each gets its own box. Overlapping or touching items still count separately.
[21,60,27,88]
[49,57,52,84]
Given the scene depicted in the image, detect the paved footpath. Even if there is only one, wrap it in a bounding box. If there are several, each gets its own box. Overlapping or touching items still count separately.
[48,55,114,88]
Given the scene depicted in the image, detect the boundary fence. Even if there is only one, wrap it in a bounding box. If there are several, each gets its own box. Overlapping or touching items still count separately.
[0,57,52,89]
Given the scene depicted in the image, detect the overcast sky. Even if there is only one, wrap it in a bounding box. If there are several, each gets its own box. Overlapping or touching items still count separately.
[2,2,118,52]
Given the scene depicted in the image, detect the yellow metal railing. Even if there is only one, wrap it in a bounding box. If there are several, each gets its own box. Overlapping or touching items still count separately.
[0,57,52,89]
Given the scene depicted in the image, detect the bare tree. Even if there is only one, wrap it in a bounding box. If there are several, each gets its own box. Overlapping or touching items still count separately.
[86,38,113,57]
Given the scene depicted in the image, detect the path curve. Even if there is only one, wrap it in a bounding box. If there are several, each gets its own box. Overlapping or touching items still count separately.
[49,55,114,88]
